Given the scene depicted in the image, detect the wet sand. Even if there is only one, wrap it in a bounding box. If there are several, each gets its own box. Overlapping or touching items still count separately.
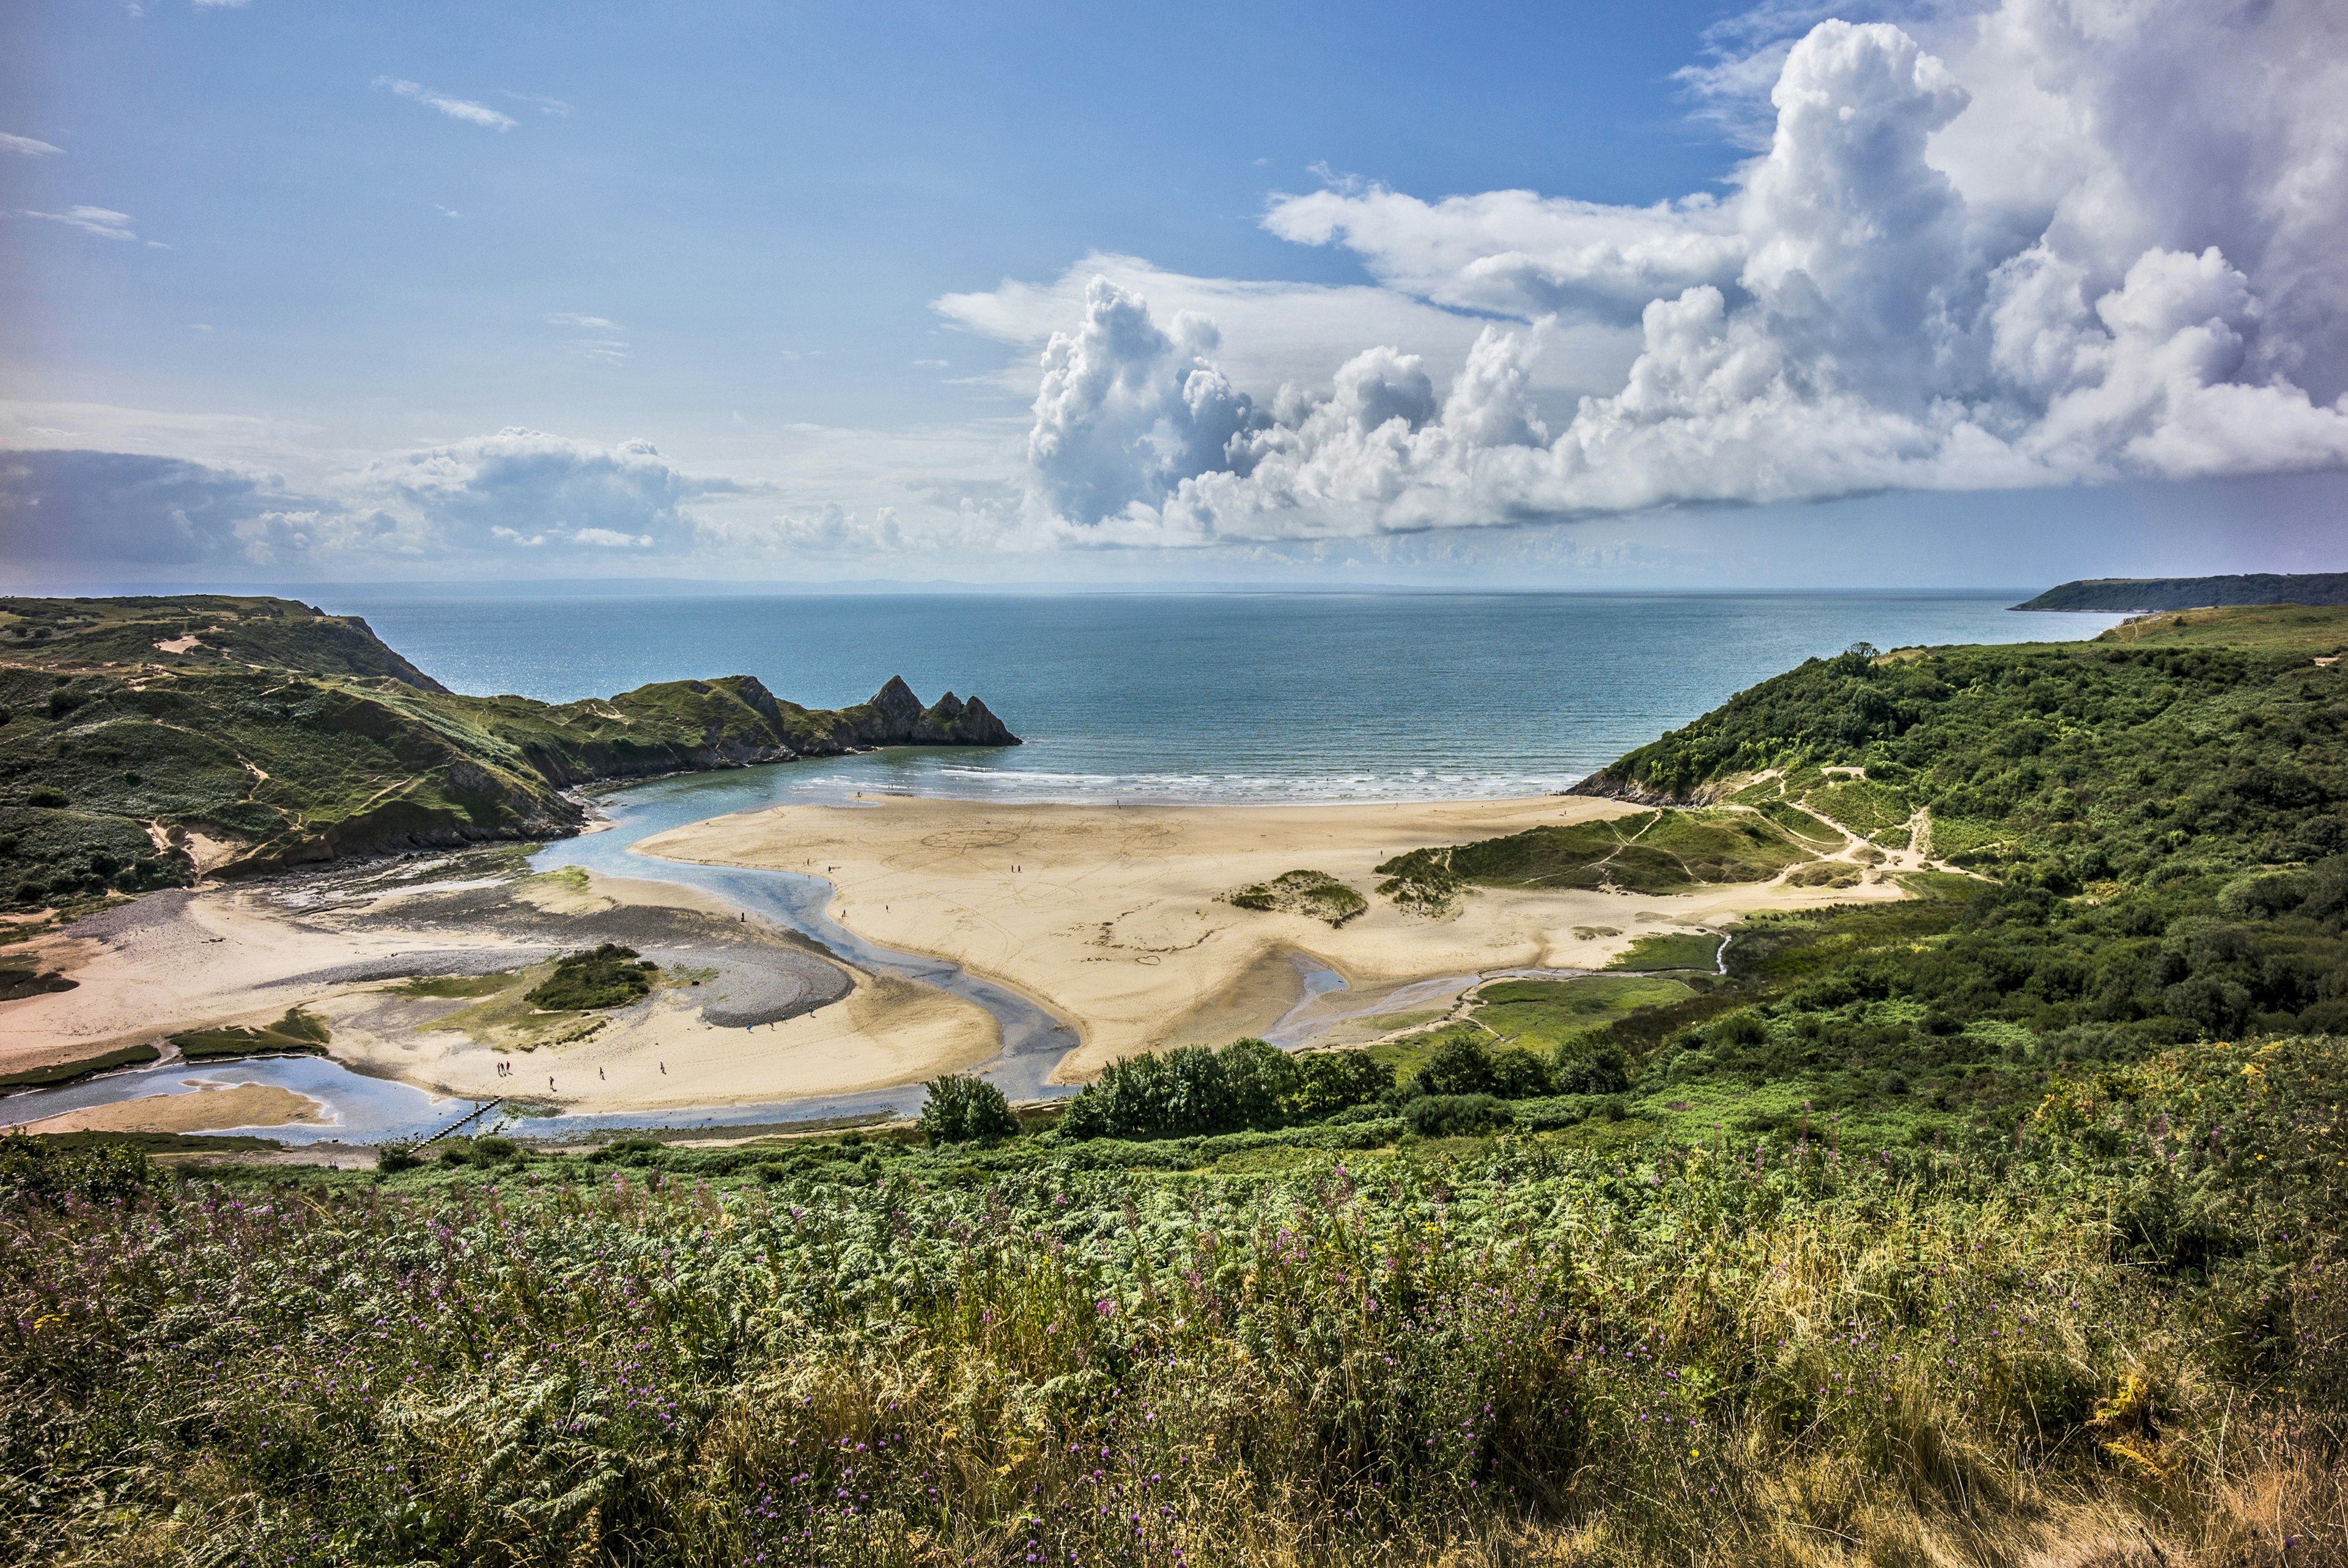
[644,795,1914,1078]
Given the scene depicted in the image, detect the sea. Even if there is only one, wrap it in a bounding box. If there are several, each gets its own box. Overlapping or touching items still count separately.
[6,589,2131,1141]
[323,591,2130,803]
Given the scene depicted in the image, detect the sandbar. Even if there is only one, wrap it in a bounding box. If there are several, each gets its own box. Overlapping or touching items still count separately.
[21,1081,328,1136]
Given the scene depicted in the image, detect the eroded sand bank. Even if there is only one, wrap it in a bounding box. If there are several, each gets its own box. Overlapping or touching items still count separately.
[644,795,1913,1078]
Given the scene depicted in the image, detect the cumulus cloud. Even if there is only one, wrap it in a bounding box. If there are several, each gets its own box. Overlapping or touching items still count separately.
[16,205,139,241]
[0,450,323,566]
[1,133,62,156]
[356,428,765,553]
[1013,1,2348,544]
[373,77,518,131]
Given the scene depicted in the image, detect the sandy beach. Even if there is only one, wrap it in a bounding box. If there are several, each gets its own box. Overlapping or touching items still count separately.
[0,853,997,1132]
[646,793,1914,1078]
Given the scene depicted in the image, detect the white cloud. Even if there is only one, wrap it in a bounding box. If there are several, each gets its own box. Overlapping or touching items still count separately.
[373,76,518,131]
[547,312,621,329]
[0,133,62,157]
[504,91,573,117]
[938,251,1640,404]
[358,427,766,552]
[17,205,138,241]
[1005,4,2348,545]
[193,0,251,9]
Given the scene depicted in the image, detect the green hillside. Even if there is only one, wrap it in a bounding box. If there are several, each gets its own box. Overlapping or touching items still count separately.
[0,594,1017,906]
[2015,570,2348,611]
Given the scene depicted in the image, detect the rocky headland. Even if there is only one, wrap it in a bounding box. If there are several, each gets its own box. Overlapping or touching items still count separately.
[0,594,1019,898]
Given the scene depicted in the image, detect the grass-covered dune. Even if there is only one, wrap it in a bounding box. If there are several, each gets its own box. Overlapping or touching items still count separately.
[0,595,1017,905]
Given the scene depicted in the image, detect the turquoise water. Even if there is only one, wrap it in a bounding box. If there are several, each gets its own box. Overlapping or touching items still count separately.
[330,592,2125,801]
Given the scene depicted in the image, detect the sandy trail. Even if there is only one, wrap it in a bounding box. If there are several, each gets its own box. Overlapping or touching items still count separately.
[644,795,1912,1079]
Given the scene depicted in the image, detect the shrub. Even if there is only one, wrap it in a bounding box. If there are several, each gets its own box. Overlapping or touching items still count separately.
[374,1139,422,1172]
[25,787,66,808]
[1411,1032,1499,1098]
[0,1132,150,1203]
[525,944,657,1010]
[1290,1050,1394,1122]
[1217,1037,1299,1129]
[1402,1092,1513,1136]
[1552,1038,1631,1095]
[1488,1045,1553,1097]
[918,1073,1019,1143]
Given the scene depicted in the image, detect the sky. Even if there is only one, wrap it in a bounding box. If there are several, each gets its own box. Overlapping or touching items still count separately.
[2,0,2344,591]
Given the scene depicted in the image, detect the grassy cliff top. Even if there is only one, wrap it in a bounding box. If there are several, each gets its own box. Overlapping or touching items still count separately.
[0,595,1014,903]
[0,594,451,690]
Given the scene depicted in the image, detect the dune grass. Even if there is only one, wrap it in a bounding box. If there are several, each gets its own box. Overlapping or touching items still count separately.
[169,1006,330,1061]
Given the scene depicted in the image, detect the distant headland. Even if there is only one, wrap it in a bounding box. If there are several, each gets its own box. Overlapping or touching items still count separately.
[0,594,1017,893]
[2015,571,2348,611]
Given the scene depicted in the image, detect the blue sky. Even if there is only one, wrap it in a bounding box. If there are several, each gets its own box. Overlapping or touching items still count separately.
[4,0,2345,587]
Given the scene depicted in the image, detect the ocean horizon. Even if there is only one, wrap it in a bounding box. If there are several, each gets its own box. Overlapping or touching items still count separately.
[329,590,2130,805]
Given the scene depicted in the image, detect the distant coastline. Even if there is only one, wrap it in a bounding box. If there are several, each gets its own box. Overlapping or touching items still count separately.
[2015,571,2348,611]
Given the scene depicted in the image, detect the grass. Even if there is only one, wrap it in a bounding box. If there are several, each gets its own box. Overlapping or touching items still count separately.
[1219,868,1368,926]
[1378,808,1814,906]
[170,1006,330,1061]
[0,960,76,1002]
[6,1033,2340,1566]
[1475,974,1694,1050]
[0,1042,161,1089]
[381,971,517,999]
[1604,930,1723,971]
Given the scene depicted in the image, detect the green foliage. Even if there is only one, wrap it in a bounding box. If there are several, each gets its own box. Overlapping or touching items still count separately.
[0,1130,151,1204]
[5,1036,2341,1564]
[1059,1038,1392,1141]
[0,594,1016,901]
[918,1073,1020,1143]
[1401,1092,1513,1136]
[1220,868,1367,925]
[171,1006,331,1061]
[524,944,657,1010]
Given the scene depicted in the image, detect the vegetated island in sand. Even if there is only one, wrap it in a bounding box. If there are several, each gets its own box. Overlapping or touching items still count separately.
[0,593,1018,1118]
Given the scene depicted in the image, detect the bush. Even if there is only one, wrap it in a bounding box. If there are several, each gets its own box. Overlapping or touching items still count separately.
[1402,1093,1513,1137]
[1411,1033,1499,1097]
[0,1132,150,1203]
[1488,1045,1553,1097]
[1552,1038,1631,1095]
[918,1073,1019,1143]
[525,944,658,1010]
[1291,1050,1395,1121]
[374,1139,422,1172]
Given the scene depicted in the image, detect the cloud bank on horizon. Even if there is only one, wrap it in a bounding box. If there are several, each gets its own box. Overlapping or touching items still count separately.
[4,0,2344,575]
[1007,0,2348,547]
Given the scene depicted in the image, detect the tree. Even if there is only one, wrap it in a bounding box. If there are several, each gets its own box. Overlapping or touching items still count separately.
[1217,1037,1300,1130]
[919,1074,1019,1143]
